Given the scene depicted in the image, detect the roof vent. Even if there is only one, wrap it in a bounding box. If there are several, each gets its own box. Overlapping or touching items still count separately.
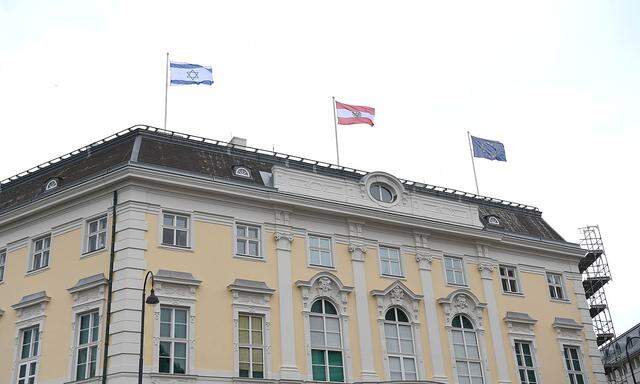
[230,137,247,147]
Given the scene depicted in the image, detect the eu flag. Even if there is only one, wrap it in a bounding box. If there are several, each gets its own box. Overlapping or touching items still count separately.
[471,136,506,161]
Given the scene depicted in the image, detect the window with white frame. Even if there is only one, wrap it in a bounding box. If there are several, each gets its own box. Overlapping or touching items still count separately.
[0,249,6,282]
[444,256,466,285]
[310,299,344,382]
[159,306,188,374]
[499,265,520,294]
[514,340,537,383]
[30,236,51,272]
[384,307,417,381]
[563,345,585,384]
[162,213,189,248]
[17,325,39,384]
[75,311,100,380]
[452,314,484,384]
[86,216,107,253]
[309,236,333,268]
[547,273,566,300]
[238,314,264,379]
[236,224,261,258]
[379,246,402,277]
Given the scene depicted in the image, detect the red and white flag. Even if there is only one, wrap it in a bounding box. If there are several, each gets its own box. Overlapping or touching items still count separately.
[335,101,375,126]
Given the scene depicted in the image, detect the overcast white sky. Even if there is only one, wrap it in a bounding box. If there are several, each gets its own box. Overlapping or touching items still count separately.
[1,1,638,332]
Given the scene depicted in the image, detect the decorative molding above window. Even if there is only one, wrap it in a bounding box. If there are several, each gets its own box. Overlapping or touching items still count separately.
[11,291,51,324]
[233,166,252,179]
[360,171,406,207]
[295,272,353,315]
[504,311,537,337]
[370,281,423,323]
[44,178,59,191]
[552,317,583,341]
[228,279,275,308]
[67,273,108,312]
[437,289,486,329]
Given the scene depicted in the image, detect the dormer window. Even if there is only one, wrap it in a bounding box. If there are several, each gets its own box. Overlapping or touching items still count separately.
[45,179,58,191]
[233,166,251,179]
[487,215,500,226]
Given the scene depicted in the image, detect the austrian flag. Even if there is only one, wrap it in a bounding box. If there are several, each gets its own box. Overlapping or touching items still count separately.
[335,101,375,126]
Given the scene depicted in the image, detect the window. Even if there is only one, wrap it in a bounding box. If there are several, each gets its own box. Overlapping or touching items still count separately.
[499,265,520,294]
[86,216,107,253]
[514,341,537,384]
[75,311,99,380]
[309,236,333,268]
[379,246,402,277]
[487,215,500,226]
[369,182,396,203]
[234,166,252,178]
[17,325,39,384]
[310,299,344,382]
[45,179,58,191]
[0,249,6,282]
[30,236,51,272]
[236,224,261,258]
[384,307,417,380]
[563,346,585,384]
[444,256,466,285]
[159,307,188,374]
[452,314,484,384]
[162,213,189,248]
[547,273,565,300]
[238,314,264,378]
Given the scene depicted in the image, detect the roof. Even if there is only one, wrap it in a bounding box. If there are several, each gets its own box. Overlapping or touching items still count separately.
[0,125,565,241]
[601,322,640,365]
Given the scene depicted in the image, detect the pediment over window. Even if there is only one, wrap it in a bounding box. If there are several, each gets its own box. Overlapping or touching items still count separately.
[295,272,353,315]
[12,291,51,323]
[67,273,108,310]
[553,317,583,340]
[228,278,275,307]
[437,289,486,329]
[504,311,537,336]
[155,269,201,301]
[370,281,422,322]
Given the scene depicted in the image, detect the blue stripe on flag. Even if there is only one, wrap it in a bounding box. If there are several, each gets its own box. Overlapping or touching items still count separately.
[170,79,214,85]
[170,62,211,70]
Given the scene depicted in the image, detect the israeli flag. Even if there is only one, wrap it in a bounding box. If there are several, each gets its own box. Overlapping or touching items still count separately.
[170,61,213,86]
[471,135,507,161]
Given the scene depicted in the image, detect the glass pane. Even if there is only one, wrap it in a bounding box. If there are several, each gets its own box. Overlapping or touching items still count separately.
[89,221,98,233]
[468,345,480,359]
[328,351,343,366]
[252,317,263,329]
[174,357,186,374]
[248,241,259,256]
[462,316,474,329]
[464,332,477,346]
[321,238,331,249]
[445,257,453,268]
[19,364,27,378]
[524,355,533,367]
[389,356,401,371]
[237,226,246,237]
[174,342,186,358]
[454,271,465,284]
[324,301,337,315]
[400,339,414,354]
[176,230,187,247]
[405,372,417,380]
[161,308,172,322]
[454,344,467,358]
[329,366,344,382]
[248,227,259,239]
[239,362,250,377]
[160,323,171,338]
[326,318,340,332]
[163,214,174,226]
[100,218,107,230]
[398,324,412,338]
[239,330,250,344]
[321,251,332,266]
[390,371,403,380]
[159,357,171,373]
[527,370,537,383]
[312,349,325,364]
[252,330,263,345]
[176,216,188,229]
[313,365,327,381]
[396,310,409,323]
[162,228,174,245]
[237,240,246,255]
[310,250,321,265]
[326,332,341,348]
[79,329,89,345]
[159,341,171,357]
[311,331,325,347]
[385,309,396,321]
[386,338,400,353]
[311,301,323,313]
[175,324,187,339]
[309,237,319,248]
[459,376,471,384]
[471,378,484,384]
[576,374,585,384]
[88,236,97,252]
[77,347,88,365]
[239,315,249,329]
[403,357,416,373]
[469,362,482,375]
[253,364,264,378]
[253,348,264,363]
[390,261,401,276]
[76,363,86,380]
[452,315,462,328]
[239,347,250,362]
[175,309,187,324]
[381,261,391,275]
[310,316,324,331]
[385,323,398,338]
[446,269,455,283]
[452,330,464,344]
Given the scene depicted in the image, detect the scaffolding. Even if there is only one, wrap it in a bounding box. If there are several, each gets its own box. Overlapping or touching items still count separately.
[579,225,616,348]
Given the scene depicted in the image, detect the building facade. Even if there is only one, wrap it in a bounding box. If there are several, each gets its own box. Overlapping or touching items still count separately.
[0,126,607,384]
[601,322,640,383]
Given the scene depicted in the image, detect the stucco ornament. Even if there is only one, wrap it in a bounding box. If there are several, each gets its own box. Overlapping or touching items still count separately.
[317,277,333,293]
[295,272,353,315]
[371,281,423,323]
[438,289,487,329]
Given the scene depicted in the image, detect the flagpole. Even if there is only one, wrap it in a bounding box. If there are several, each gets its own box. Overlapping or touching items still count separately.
[467,131,480,194]
[332,96,340,165]
[163,52,169,130]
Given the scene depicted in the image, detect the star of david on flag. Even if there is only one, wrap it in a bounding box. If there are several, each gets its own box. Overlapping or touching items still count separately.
[471,135,507,161]
[169,61,213,86]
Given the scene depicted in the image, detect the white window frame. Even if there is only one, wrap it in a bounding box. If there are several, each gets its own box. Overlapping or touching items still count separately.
[158,306,189,375]
[309,299,345,382]
[451,314,485,384]
[235,223,263,260]
[45,178,58,191]
[547,272,567,301]
[233,166,252,178]
[499,265,521,294]
[308,234,334,269]
[28,235,51,273]
[514,340,538,384]
[238,313,266,379]
[84,216,108,254]
[563,344,586,384]
[0,248,6,283]
[161,212,191,248]
[74,310,100,381]
[444,256,467,286]
[16,325,40,384]
[384,307,418,381]
[379,245,403,277]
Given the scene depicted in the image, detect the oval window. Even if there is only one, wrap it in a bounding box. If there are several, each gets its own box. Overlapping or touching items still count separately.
[45,179,58,191]
[487,216,500,226]
[370,182,396,203]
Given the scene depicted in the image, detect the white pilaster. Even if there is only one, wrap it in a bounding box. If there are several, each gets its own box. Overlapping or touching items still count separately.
[477,255,511,384]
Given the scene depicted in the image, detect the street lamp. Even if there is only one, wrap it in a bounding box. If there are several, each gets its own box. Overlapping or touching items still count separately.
[627,335,640,384]
[138,271,159,384]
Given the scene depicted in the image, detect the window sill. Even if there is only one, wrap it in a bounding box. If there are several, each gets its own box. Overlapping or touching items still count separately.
[149,372,197,382]
[81,247,107,258]
[64,376,102,383]
[158,244,194,253]
[446,282,469,289]
[501,291,525,298]
[550,298,571,304]
[380,273,406,280]
[308,263,336,271]
[234,254,266,262]
[26,266,50,277]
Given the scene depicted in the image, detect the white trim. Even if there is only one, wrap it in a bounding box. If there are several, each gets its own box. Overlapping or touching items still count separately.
[233,220,265,261]
[26,233,52,275]
[546,271,569,302]
[443,255,468,287]
[80,212,110,257]
[498,263,524,295]
[378,244,404,278]
[306,233,335,269]
[159,210,193,249]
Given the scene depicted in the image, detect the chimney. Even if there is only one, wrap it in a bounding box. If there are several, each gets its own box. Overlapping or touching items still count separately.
[229,136,247,147]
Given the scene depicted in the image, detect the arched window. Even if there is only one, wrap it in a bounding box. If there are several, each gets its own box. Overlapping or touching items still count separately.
[384,307,417,380]
[452,314,484,384]
[45,178,58,191]
[310,299,344,382]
